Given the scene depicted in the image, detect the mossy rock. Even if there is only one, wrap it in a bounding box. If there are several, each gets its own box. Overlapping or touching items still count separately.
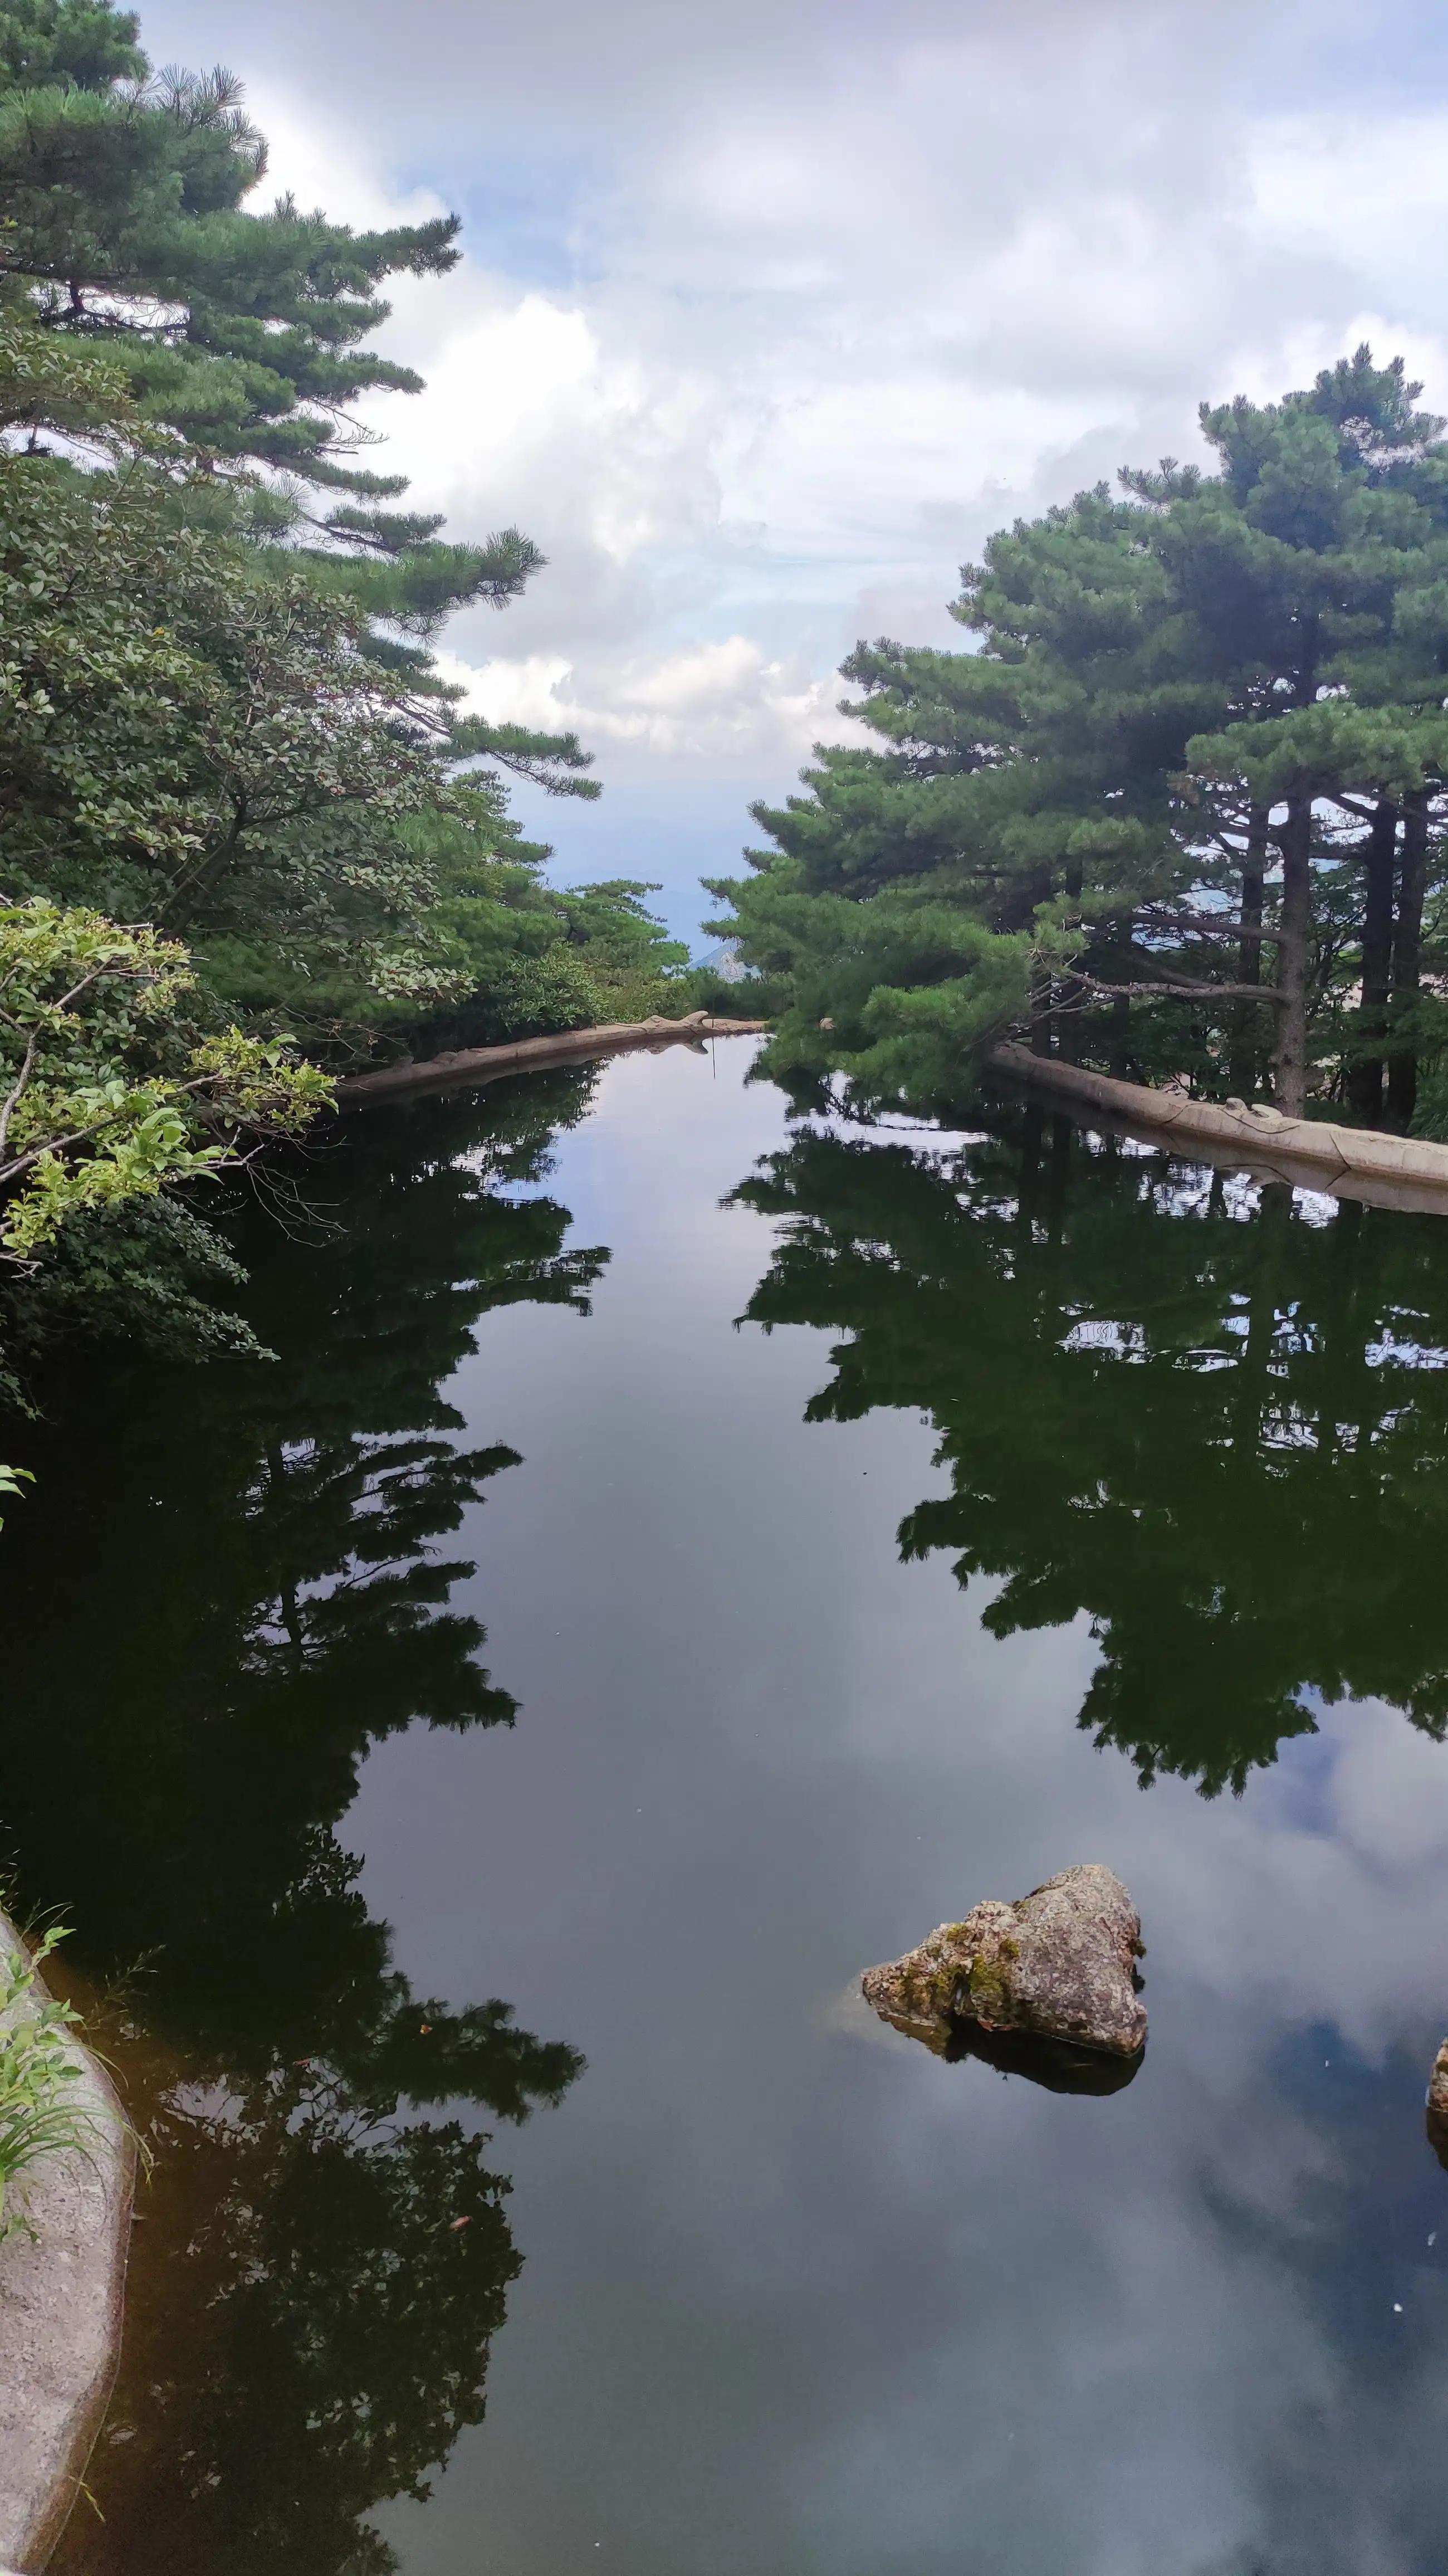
[860,1865,1147,2062]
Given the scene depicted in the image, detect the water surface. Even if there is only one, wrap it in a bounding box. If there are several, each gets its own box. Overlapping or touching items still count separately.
[8,1044,1448,2575]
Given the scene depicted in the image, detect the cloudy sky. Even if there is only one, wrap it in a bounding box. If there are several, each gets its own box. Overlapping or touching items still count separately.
[151,0,1448,938]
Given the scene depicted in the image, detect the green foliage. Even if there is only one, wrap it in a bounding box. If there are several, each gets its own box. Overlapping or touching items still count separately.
[389,872,695,1057]
[0,306,626,1071]
[482,947,604,1039]
[0,301,134,431]
[553,877,692,1019]
[0,1920,102,2241]
[0,0,144,86]
[715,347,1448,1125]
[1392,987,1448,1136]
[0,3,619,1043]
[0,0,600,675]
[0,0,444,492]
[0,2,683,1380]
[0,899,331,1256]
[0,1458,30,1522]
[0,397,496,989]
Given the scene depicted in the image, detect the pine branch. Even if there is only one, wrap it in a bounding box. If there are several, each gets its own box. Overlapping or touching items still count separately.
[1079,973,1286,1006]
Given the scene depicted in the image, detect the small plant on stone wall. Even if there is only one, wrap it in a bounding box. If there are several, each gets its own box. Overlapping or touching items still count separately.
[0,1924,101,2242]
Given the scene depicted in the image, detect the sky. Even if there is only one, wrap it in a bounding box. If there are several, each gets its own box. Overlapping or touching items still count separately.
[147,0,1448,940]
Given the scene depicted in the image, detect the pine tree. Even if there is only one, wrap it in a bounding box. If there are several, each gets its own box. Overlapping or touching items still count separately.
[717,349,1448,1127]
[0,0,596,791]
[1165,350,1448,1114]
[710,482,1236,1113]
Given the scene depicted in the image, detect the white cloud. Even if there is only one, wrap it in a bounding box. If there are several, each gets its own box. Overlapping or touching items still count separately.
[177,0,1448,806]
[434,634,847,771]
[244,85,450,234]
[1249,111,1448,266]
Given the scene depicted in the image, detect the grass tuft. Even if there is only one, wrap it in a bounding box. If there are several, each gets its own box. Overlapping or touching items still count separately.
[0,1923,105,2242]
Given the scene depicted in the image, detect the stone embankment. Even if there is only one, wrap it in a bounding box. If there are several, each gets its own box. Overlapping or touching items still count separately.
[335,1011,768,1109]
[987,1041,1448,1213]
[0,1915,133,2573]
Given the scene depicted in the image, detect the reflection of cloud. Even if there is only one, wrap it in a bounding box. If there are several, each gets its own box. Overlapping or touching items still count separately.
[350,1045,1448,2576]
[762,1702,1448,2576]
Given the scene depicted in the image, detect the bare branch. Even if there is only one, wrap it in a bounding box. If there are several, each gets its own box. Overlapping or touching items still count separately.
[55,957,144,1016]
[1079,973,1287,1006]
[1138,908,1281,945]
[0,1026,41,1165]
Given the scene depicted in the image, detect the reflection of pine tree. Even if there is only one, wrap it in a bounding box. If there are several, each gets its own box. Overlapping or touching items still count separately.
[56,1998,578,2576]
[0,1072,600,2572]
[736,1106,1448,1795]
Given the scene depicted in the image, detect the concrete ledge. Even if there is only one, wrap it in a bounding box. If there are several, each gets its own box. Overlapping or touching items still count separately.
[987,1042,1448,1216]
[0,1916,133,2573]
[334,1012,769,1110]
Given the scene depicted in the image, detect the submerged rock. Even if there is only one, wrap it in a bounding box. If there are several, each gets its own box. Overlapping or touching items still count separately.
[1427,2040,1448,2168]
[861,1863,1147,2062]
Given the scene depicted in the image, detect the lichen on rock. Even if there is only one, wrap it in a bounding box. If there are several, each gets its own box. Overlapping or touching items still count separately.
[861,1863,1147,2062]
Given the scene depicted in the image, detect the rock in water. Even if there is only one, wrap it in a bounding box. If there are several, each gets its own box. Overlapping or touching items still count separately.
[861,1864,1146,2060]
[1427,2040,1448,2168]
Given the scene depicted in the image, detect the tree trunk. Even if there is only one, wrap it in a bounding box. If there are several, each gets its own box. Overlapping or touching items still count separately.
[1387,789,1429,1130]
[1227,803,1268,1097]
[1107,993,1131,1080]
[1271,798,1313,1118]
[1055,858,1084,1063]
[164,799,248,928]
[1010,865,1056,1054]
[1347,797,1398,1120]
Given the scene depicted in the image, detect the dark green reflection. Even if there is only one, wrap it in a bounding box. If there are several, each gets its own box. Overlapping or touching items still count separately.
[735,1102,1448,1796]
[0,1075,602,2574]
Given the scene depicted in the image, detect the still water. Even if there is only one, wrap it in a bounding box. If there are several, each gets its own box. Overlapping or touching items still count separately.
[7,1041,1448,2575]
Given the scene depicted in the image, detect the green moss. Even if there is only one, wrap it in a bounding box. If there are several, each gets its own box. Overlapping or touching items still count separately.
[965,1954,1014,2019]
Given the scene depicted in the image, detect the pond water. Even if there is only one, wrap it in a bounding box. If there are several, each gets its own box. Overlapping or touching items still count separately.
[8,1040,1448,2576]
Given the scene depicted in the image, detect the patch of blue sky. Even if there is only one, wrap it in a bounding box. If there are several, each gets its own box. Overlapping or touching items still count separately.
[507,774,786,950]
[447,180,590,295]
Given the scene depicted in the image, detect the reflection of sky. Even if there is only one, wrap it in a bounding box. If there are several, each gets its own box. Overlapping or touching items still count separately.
[351,1046,1448,2576]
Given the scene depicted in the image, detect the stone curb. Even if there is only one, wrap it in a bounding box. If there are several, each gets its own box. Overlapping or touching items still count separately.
[988,1042,1448,1215]
[333,1012,769,1109]
[0,1915,134,2572]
